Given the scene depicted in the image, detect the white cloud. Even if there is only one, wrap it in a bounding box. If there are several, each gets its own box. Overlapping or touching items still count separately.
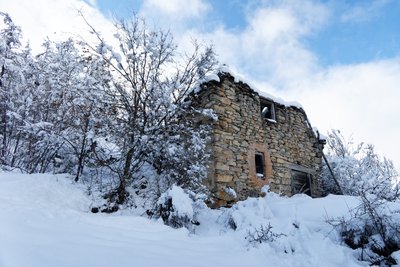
[289,59,400,168]
[247,8,296,41]
[0,0,113,52]
[141,0,209,22]
[193,1,328,87]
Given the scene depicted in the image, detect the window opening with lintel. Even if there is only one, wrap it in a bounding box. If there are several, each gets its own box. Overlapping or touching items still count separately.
[255,152,266,179]
[260,99,276,122]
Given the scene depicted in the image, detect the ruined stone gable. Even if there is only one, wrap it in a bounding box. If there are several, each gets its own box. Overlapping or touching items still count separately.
[194,72,325,207]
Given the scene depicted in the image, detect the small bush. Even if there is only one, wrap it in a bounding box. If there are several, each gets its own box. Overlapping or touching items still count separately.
[321,130,399,200]
[328,193,400,266]
[245,223,286,245]
[150,185,201,230]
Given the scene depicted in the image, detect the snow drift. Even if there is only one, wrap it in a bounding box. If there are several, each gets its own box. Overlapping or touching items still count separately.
[1,171,398,267]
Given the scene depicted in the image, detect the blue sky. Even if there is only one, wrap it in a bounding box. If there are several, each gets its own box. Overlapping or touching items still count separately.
[94,0,400,67]
[308,0,400,65]
[0,0,399,169]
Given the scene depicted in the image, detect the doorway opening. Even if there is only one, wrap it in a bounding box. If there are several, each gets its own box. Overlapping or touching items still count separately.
[291,170,312,196]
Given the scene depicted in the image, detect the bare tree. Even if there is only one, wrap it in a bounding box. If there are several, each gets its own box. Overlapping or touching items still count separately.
[321,130,399,200]
[83,15,218,206]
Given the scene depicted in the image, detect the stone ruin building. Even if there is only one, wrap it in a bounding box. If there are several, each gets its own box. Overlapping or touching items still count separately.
[193,72,326,207]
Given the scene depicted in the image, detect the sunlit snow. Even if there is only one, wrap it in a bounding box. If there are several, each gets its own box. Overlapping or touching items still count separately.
[0,171,369,267]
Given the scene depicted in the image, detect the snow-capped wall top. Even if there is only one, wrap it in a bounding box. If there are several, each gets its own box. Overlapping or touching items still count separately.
[201,64,304,110]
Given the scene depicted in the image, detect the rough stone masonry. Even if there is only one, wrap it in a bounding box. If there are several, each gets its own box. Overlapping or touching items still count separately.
[193,72,326,207]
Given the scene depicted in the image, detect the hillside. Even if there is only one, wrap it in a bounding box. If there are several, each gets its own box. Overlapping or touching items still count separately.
[1,171,392,267]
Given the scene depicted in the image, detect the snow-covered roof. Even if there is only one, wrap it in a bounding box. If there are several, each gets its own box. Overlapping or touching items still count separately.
[200,65,303,110]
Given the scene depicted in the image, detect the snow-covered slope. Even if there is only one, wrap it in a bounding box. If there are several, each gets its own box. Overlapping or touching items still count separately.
[0,171,368,267]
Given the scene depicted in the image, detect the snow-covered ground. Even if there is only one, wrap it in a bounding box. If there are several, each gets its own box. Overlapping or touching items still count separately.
[0,171,375,267]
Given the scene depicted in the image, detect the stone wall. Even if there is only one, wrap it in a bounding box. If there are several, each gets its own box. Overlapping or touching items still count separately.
[194,73,324,207]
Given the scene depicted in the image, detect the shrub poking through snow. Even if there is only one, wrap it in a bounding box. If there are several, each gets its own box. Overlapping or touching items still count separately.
[328,193,400,266]
[245,223,286,246]
[321,130,399,200]
[152,185,200,230]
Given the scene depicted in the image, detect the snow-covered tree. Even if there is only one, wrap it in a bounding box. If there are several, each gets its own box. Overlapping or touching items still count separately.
[0,16,111,177]
[83,15,217,206]
[321,130,399,200]
[0,13,217,212]
[20,38,111,176]
[0,12,25,165]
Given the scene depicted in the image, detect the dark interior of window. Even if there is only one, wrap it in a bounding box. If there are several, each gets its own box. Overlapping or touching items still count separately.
[255,152,265,179]
[291,171,311,196]
[260,100,275,120]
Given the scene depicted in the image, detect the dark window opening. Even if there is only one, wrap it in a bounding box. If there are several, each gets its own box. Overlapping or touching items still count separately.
[260,100,276,121]
[291,171,312,196]
[255,152,266,179]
